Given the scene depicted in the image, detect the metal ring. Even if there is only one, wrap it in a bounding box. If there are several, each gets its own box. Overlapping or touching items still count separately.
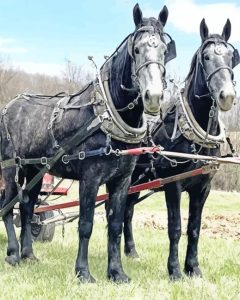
[115,149,120,156]
[62,155,69,164]
[15,156,22,167]
[127,102,135,110]
[105,145,113,156]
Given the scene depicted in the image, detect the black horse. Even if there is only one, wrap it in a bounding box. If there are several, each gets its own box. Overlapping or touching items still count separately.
[0,4,175,283]
[123,18,239,280]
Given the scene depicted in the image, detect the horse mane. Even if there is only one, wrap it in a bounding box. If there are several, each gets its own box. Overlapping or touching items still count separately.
[184,50,198,82]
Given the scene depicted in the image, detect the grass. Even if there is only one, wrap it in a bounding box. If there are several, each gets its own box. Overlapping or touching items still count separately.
[0,188,239,300]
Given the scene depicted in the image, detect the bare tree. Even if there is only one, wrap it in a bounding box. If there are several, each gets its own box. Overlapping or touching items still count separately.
[0,55,16,104]
[62,59,93,94]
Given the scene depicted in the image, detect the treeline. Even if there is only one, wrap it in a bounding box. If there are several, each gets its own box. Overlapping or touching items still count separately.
[0,57,93,106]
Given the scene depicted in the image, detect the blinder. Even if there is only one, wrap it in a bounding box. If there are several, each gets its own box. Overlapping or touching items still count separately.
[231,47,240,68]
[201,38,240,69]
[164,33,177,64]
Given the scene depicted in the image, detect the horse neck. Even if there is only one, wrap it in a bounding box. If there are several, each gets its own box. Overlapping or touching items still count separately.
[186,68,219,135]
[109,43,143,128]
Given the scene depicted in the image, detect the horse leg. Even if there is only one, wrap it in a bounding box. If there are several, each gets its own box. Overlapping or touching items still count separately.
[123,193,140,258]
[75,179,99,283]
[184,182,210,277]
[2,168,22,266]
[20,168,42,260]
[106,175,131,283]
[165,182,182,280]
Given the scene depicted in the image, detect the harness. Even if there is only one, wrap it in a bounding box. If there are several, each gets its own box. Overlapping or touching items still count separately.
[176,36,239,149]
[0,113,105,217]
[0,22,178,217]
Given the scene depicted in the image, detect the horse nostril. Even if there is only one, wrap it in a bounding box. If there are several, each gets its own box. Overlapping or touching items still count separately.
[219,91,224,100]
[145,90,150,101]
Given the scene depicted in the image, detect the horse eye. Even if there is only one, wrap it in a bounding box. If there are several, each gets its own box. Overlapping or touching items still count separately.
[134,47,140,54]
[204,55,210,60]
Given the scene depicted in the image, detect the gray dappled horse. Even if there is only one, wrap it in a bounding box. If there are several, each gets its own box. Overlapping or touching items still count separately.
[0,4,176,283]
[123,18,239,280]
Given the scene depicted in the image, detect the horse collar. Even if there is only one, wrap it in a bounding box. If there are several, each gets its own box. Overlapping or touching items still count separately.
[92,67,147,144]
[177,89,226,148]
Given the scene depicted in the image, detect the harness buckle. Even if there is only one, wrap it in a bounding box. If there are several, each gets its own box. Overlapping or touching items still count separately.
[78,151,86,160]
[15,156,22,167]
[40,157,48,165]
[209,106,215,118]
[62,155,69,164]
[98,111,110,123]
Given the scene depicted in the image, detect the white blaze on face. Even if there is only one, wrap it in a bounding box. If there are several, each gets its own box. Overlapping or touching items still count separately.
[134,32,166,115]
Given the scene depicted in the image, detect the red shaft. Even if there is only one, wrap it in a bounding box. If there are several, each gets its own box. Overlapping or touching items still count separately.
[34,167,207,214]
[121,147,161,156]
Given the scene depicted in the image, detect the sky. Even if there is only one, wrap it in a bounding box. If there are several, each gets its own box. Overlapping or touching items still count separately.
[0,0,239,92]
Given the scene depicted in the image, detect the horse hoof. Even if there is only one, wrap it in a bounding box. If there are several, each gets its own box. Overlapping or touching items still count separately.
[108,271,131,284]
[184,266,202,278]
[5,255,20,266]
[21,253,39,262]
[169,269,182,281]
[125,249,140,260]
[76,270,96,283]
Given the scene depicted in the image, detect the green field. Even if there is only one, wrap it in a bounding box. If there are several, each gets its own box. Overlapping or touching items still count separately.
[0,189,239,300]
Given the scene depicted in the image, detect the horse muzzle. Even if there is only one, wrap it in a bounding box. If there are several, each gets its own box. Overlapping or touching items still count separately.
[217,88,236,111]
[143,88,163,115]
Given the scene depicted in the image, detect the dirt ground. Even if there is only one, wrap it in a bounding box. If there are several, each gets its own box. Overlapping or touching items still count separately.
[94,211,240,241]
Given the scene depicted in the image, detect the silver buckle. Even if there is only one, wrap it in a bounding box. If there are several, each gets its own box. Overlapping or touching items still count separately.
[41,157,48,165]
[78,151,86,160]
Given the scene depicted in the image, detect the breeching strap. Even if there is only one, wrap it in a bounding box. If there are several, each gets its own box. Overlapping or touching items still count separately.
[0,115,103,217]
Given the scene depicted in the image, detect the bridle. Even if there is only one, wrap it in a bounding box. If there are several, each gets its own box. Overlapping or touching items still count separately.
[128,25,167,90]
[103,24,176,112]
[194,37,238,100]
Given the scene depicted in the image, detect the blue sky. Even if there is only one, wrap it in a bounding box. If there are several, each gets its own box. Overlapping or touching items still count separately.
[0,0,239,92]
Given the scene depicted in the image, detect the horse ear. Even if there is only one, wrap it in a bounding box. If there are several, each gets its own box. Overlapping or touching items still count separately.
[158,5,168,27]
[222,19,231,42]
[133,3,143,27]
[200,18,209,41]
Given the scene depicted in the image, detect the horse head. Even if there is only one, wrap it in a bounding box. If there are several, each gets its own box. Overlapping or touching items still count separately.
[195,18,239,111]
[127,4,176,115]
